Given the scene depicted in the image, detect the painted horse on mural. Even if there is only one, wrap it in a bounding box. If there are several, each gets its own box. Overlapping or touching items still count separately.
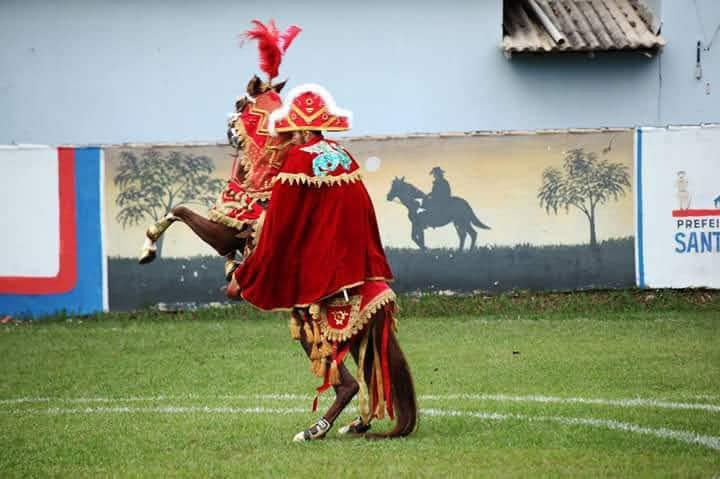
[387,174,491,250]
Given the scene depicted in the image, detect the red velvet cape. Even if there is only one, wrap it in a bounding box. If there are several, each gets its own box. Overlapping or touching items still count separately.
[234,136,393,310]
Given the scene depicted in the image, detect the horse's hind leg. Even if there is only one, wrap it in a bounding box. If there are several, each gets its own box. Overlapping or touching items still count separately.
[293,318,359,441]
[335,336,376,435]
[322,362,359,425]
[454,222,466,251]
[467,224,478,249]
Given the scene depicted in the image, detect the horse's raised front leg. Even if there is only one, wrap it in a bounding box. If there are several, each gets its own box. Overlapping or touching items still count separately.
[139,212,179,264]
[139,206,246,269]
[170,206,246,256]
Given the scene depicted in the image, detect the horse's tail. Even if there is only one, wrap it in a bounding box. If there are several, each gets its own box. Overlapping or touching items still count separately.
[366,308,418,439]
[469,210,491,230]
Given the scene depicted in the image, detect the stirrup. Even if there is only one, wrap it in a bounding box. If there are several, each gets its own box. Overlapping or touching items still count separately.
[337,416,371,436]
[292,417,331,442]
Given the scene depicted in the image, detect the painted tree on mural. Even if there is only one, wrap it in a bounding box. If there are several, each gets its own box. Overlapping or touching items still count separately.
[114,150,223,256]
[538,148,630,248]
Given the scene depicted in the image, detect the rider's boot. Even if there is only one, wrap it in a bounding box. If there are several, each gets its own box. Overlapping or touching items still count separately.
[337,415,371,436]
[292,417,332,442]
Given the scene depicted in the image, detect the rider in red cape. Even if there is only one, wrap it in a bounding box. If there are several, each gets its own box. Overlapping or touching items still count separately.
[228,80,416,444]
[228,84,393,310]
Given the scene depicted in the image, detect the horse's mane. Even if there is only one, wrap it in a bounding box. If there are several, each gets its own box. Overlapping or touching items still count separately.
[396,178,426,198]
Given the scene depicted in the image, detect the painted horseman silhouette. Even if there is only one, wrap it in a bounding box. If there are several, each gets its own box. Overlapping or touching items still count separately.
[387,168,490,250]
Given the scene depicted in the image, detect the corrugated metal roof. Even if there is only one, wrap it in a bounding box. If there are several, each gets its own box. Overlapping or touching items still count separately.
[503,0,666,53]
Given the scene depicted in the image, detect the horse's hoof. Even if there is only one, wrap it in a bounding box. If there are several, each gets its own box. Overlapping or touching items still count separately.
[337,416,371,436]
[293,417,331,442]
[139,237,157,264]
[138,248,156,264]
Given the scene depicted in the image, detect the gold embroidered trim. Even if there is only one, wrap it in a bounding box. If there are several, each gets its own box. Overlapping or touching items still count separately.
[315,288,397,343]
[208,209,258,231]
[276,171,362,187]
[316,295,363,343]
[244,190,272,200]
[243,210,266,257]
[357,331,371,424]
[359,288,398,323]
[238,278,392,313]
[291,103,327,123]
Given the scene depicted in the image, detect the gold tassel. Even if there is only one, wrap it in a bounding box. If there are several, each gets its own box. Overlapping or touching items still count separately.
[289,314,301,340]
[372,337,385,420]
[310,341,321,360]
[310,359,322,377]
[312,321,322,345]
[329,360,341,385]
[303,321,314,343]
[320,340,333,358]
[318,358,327,378]
[356,330,371,424]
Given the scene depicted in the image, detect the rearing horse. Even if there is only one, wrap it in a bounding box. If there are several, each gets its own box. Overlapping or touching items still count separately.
[142,19,418,440]
[387,176,491,250]
[139,75,293,279]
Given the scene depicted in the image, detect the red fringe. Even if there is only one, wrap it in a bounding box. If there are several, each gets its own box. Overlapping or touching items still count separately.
[311,341,351,411]
[381,304,394,420]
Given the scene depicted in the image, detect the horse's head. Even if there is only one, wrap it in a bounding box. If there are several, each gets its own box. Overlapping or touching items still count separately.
[387,176,409,202]
[387,176,426,203]
[228,75,293,190]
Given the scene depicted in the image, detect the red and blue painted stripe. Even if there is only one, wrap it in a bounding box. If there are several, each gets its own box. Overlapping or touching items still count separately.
[0,147,107,317]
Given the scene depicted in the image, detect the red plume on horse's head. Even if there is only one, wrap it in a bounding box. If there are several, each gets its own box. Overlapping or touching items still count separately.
[242,19,301,83]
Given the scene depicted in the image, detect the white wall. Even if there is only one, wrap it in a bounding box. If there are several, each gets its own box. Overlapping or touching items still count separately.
[0,146,59,277]
[637,125,720,288]
[1,0,720,145]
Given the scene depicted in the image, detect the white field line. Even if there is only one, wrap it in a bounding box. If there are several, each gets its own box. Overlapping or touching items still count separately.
[1,405,718,452]
[419,394,720,413]
[1,393,718,413]
[420,409,720,452]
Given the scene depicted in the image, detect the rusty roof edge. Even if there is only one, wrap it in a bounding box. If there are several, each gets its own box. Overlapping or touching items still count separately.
[503,0,666,53]
[628,0,662,34]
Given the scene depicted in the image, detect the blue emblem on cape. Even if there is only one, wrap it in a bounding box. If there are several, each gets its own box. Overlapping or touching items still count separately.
[302,141,353,177]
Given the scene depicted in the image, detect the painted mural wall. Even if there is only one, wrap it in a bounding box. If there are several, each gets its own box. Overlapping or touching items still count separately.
[7,124,720,317]
[637,125,720,288]
[0,146,107,317]
[105,130,636,311]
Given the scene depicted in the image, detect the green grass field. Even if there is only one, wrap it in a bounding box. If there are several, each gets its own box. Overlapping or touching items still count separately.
[1,291,719,478]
